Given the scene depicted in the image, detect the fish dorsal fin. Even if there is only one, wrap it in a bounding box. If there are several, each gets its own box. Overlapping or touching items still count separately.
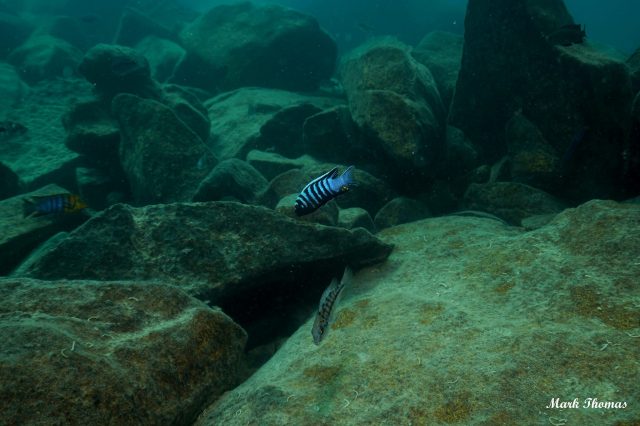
[301,167,339,193]
[318,278,339,311]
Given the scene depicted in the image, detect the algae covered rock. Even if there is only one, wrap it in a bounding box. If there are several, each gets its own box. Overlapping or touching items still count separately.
[62,99,120,160]
[412,31,464,109]
[205,87,341,161]
[0,278,247,425]
[195,200,640,425]
[450,0,634,200]
[78,43,158,99]
[463,181,566,225]
[340,39,446,176]
[193,158,268,203]
[113,93,211,204]
[374,196,431,230]
[18,202,393,302]
[180,2,336,91]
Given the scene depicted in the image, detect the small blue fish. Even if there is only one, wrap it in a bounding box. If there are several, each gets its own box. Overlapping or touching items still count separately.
[23,193,88,218]
[295,166,355,216]
[312,267,352,345]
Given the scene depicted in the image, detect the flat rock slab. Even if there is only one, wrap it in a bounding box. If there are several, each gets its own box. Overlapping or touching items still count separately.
[196,200,640,425]
[0,278,247,425]
[18,202,393,302]
[205,87,342,161]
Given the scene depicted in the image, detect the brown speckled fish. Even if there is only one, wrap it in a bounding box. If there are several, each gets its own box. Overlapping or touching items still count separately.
[312,267,352,345]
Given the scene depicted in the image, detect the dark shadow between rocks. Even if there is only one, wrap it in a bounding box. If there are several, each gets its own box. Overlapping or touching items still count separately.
[211,260,346,361]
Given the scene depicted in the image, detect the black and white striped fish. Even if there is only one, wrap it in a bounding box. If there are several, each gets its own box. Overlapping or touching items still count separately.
[295,166,355,216]
[312,267,352,345]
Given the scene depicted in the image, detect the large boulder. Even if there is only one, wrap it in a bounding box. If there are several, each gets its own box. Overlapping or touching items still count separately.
[195,200,640,425]
[134,36,185,83]
[449,0,635,201]
[78,43,159,100]
[112,93,211,204]
[411,31,464,109]
[205,88,342,161]
[340,39,446,178]
[0,185,88,275]
[17,202,393,302]
[179,2,336,91]
[0,278,247,425]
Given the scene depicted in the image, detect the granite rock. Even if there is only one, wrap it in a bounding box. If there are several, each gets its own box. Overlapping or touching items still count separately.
[0,278,247,425]
[17,202,393,302]
[340,39,446,177]
[205,87,342,161]
[180,2,336,91]
[195,200,640,425]
[112,93,211,204]
[463,181,566,226]
[412,31,464,109]
[193,159,268,204]
[374,196,431,230]
[449,0,635,201]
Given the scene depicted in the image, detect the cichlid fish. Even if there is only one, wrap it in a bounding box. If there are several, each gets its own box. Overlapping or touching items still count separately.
[23,193,88,218]
[312,267,352,345]
[295,166,355,216]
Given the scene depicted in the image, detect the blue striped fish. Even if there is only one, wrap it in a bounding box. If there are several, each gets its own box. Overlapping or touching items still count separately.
[295,166,355,216]
[312,267,352,345]
[23,193,88,218]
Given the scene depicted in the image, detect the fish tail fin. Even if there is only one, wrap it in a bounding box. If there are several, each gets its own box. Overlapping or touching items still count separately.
[341,267,353,286]
[22,198,36,218]
[339,166,357,189]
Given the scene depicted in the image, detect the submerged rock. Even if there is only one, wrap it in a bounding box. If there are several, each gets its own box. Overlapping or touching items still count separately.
[450,0,634,201]
[246,150,317,181]
[78,43,159,100]
[340,39,446,178]
[374,196,431,230]
[193,158,268,203]
[113,93,211,204]
[463,181,566,225]
[0,62,27,115]
[195,200,640,425]
[0,162,20,200]
[412,31,464,109]
[8,35,83,84]
[505,112,560,190]
[0,278,247,425]
[0,78,93,189]
[179,2,336,91]
[134,36,185,83]
[205,87,342,161]
[18,202,393,302]
[62,99,120,161]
